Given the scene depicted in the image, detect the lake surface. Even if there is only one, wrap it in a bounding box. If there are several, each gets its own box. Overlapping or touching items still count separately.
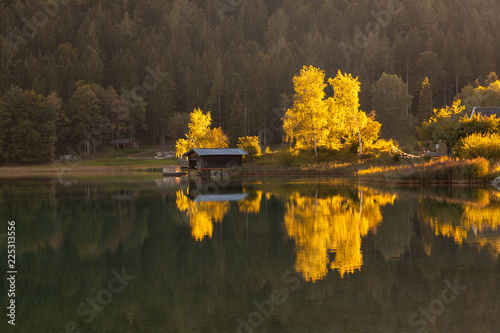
[0,177,499,333]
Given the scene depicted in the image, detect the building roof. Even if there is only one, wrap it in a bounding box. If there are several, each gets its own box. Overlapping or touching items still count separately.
[470,107,500,118]
[183,148,248,157]
[194,193,249,202]
[110,138,138,144]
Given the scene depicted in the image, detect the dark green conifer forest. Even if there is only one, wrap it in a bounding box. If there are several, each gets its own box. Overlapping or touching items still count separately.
[1,0,499,162]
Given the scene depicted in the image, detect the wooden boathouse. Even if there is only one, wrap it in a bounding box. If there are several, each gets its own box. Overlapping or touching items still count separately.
[110,138,140,149]
[182,148,248,174]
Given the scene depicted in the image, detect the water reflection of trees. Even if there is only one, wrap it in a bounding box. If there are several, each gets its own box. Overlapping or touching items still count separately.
[420,189,500,257]
[176,190,230,241]
[0,183,148,257]
[176,189,265,241]
[2,181,500,332]
[284,188,397,281]
[238,190,263,214]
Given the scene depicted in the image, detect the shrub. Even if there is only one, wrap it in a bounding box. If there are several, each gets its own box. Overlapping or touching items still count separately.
[468,157,490,178]
[237,136,262,157]
[456,132,500,161]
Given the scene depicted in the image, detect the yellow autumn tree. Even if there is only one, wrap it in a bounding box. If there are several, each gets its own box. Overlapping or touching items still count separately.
[175,108,229,157]
[237,136,261,157]
[283,65,329,156]
[328,71,380,156]
[283,66,380,156]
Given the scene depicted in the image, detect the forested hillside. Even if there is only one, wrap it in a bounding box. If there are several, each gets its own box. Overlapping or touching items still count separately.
[1,0,499,161]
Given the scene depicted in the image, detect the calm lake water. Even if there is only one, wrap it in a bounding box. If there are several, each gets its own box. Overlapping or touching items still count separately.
[0,177,499,333]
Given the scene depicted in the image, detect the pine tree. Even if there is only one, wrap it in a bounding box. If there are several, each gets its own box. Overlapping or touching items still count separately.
[227,92,245,144]
[148,78,180,144]
[55,43,79,101]
[371,73,413,143]
[417,77,433,123]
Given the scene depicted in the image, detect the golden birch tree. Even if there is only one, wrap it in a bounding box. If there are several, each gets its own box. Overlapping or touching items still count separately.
[283,66,380,156]
[283,65,328,156]
[175,108,229,157]
[328,71,364,157]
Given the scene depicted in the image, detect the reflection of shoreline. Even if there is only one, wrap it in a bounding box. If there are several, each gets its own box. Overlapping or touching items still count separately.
[420,194,488,208]
[194,193,248,202]
[155,177,182,187]
[421,190,500,257]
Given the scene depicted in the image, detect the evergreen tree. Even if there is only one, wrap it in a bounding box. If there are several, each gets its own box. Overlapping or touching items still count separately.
[54,43,79,101]
[166,112,190,141]
[67,83,104,155]
[415,51,445,106]
[227,92,245,144]
[371,73,413,143]
[417,77,433,123]
[1,0,500,161]
[148,78,180,144]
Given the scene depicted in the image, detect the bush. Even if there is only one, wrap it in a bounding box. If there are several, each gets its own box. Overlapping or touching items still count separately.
[456,132,500,161]
[469,157,490,178]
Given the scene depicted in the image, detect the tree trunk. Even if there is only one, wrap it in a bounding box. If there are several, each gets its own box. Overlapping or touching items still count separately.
[310,109,318,157]
[218,85,221,128]
[354,111,362,158]
[244,84,248,135]
[313,133,318,157]
[407,60,410,116]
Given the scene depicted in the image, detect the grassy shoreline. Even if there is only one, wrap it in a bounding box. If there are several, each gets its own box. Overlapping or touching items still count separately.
[1,154,498,185]
[232,156,498,184]
[0,159,175,177]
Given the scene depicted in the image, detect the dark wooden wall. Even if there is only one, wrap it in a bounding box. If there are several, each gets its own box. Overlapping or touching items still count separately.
[190,155,243,169]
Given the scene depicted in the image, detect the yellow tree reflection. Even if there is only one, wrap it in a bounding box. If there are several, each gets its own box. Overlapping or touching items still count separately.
[176,190,230,241]
[238,190,263,214]
[285,189,396,282]
[424,190,500,257]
